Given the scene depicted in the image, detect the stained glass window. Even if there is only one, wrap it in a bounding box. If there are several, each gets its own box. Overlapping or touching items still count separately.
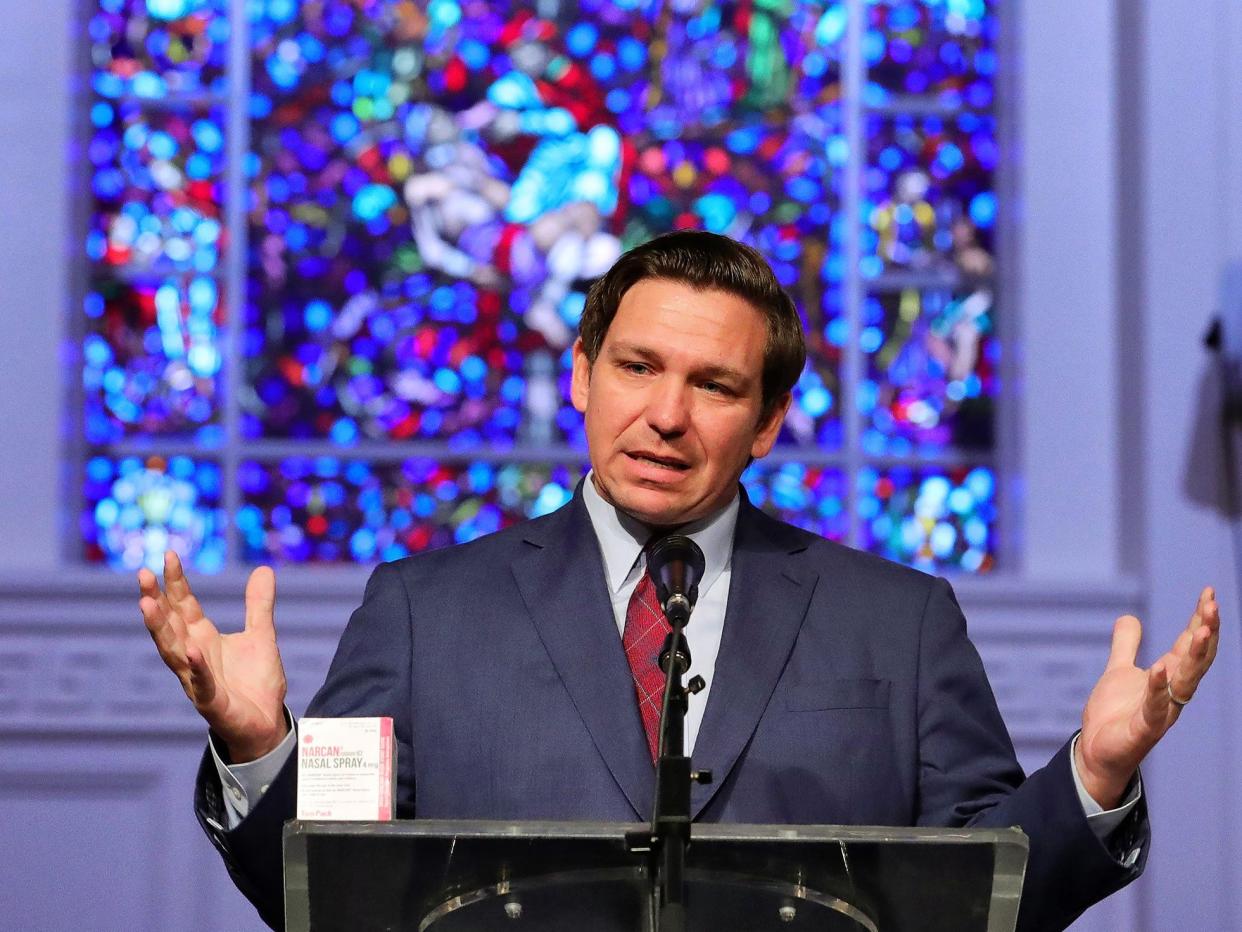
[238,457,582,563]
[84,454,227,572]
[81,0,1002,574]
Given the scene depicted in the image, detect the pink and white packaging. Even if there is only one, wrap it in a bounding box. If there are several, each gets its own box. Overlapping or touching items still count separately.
[296,717,396,821]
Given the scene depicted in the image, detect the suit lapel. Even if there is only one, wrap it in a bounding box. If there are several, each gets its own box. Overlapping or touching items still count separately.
[511,493,653,819]
[689,502,818,818]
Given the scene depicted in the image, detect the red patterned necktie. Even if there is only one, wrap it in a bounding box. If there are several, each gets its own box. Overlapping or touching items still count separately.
[623,572,671,763]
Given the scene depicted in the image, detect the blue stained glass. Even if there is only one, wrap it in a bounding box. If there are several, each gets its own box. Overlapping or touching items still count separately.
[867,0,994,105]
[969,190,997,227]
[865,112,995,275]
[566,22,599,56]
[816,6,848,47]
[240,459,586,563]
[616,36,646,70]
[243,0,847,445]
[742,462,847,542]
[91,0,229,98]
[84,276,224,441]
[859,465,996,573]
[90,103,225,274]
[861,280,996,453]
[83,454,226,572]
[82,0,999,573]
[91,102,115,127]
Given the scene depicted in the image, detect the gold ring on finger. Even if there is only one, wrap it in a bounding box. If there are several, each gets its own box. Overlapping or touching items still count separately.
[1167,681,1192,708]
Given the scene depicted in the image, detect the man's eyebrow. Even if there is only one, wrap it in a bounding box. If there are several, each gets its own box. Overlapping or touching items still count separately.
[605,340,661,363]
[605,341,752,386]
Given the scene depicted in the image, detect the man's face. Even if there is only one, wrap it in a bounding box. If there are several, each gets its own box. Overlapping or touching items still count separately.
[571,278,790,527]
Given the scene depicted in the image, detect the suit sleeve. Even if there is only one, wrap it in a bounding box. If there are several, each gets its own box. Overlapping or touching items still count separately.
[914,577,1148,932]
[193,560,417,931]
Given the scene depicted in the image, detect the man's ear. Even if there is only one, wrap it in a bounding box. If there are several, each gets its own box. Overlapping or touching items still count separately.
[750,392,792,460]
[570,338,591,414]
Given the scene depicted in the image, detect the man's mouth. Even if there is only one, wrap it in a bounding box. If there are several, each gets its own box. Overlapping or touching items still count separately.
[626,451,690,471]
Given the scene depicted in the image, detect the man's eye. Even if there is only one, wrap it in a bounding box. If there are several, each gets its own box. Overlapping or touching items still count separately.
[623,362,650,375]
[702,381,728,395]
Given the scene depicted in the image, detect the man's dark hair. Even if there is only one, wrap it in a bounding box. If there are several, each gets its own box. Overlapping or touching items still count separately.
[578,231,807,417]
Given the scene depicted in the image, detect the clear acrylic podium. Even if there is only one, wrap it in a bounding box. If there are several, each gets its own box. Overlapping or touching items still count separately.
[283,820,1028,931]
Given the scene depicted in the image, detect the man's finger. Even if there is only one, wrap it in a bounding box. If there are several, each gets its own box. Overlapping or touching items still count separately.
[1169,626,1216,703]
[186,643,217,708]
[139,594,188,668]
[139,566,190,646]
[1190,624,1212,661]
[1166,630,1195,672]
[1202,619,1220,669]
[1105,615,1143,670]
[1141,660,1176,729]
[139,567,177,623]
[244,566,278,639]
[1185,586,1216,633]
[1198,591,1221,669]
[163,550,204,624]
[1197,591,1221,654]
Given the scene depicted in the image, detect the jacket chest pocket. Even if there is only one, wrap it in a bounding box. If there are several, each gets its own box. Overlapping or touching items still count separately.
[745,676,905,823]
[780,677,891,712]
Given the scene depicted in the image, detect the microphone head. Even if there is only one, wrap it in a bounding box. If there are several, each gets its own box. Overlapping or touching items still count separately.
[646,534,706,623]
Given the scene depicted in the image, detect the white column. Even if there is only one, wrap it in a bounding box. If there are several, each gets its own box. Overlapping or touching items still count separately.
[1017,0,1123,581]
[0,0,74,568]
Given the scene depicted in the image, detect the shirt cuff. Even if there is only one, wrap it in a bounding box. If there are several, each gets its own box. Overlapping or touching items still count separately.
[1069,733,1143,863]
[208,708,297,830]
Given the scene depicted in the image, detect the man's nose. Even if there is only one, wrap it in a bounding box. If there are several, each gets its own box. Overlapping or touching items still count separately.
[645,379,691,437]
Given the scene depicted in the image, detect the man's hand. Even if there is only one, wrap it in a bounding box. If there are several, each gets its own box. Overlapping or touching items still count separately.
[1075,587,1220,808]
[138,550,289,763]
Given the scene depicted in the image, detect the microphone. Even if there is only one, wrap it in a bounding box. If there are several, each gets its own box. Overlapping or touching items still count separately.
[646,535,706,627]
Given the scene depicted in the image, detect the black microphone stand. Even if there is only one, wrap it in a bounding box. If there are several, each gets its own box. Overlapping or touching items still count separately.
[625,609,710,932]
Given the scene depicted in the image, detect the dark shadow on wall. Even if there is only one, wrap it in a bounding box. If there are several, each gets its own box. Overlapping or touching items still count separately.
[1182,361,1240,518]
[1192,269,1242,518]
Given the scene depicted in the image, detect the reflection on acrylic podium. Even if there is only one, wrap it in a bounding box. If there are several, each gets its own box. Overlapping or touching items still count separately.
[283,819,1028,932]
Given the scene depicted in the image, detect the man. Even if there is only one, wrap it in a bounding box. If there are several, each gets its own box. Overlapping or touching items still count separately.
[139,231,1220,931]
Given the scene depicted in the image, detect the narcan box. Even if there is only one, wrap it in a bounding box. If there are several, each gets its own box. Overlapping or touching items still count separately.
[297,717,396,821]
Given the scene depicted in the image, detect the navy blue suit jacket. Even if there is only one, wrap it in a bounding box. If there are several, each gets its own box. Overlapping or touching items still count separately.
[196,489,1145,930]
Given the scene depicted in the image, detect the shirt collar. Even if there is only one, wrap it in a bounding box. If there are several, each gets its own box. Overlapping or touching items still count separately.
[581,471,739,596]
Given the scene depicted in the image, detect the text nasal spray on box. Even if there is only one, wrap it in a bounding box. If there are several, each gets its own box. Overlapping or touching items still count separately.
[297,717,396,821]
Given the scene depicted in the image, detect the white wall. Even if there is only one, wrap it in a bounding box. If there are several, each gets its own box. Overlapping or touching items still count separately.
[1137,1,1242,928]
[0,0,73,568]
[1017,0,1124,582]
